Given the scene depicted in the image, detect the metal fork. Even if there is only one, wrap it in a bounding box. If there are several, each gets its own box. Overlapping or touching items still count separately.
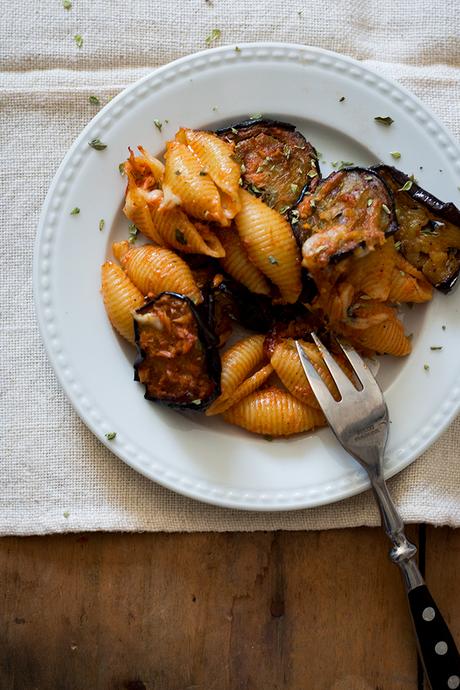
[296,335,460,690]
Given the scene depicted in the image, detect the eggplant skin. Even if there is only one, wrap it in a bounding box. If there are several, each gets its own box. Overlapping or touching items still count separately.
[133,292,221,410]
[296,167,397,269]
[373,165,460,292]
[215,118,297,135]
[216,118,320,213]
[373,166,460,224]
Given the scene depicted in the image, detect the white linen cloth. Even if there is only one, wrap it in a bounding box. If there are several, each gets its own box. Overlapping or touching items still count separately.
[1,0,459,534]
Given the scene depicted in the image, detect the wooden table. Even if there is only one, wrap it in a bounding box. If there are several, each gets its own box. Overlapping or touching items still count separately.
[1,526,459,689]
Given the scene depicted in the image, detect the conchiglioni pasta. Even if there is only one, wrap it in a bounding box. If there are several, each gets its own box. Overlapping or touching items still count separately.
[162,141,229,225]
[124,146,164,190]
[234,189,302,303]
[270,339,344,407]
[123,178,162,245]
[122,146,165,243]
[337,303,412,356]
[177,127,241,220]
[388,269,433,303]
[218,335,266,398]
[388,253,433,303]
[223,387,326,436]
[215,226,271,295]
[101,261,144,343]
[148,196,225,257]
[206,363,273,416]
[315,281,355,324]
[113,241,202,304]
[347,239,397,301]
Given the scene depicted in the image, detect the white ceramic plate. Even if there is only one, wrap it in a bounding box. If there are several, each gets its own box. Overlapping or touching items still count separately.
[34,43,460,511]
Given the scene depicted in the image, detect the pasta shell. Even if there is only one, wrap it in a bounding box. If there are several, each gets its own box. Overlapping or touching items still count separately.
[216,226,271,295]
[224,387,326,437]
[338,304,411,356]
[219,335,266,398]
[388,269,433,303]
[270,339,343,407]
[206,364,273,416]
[388,253,433,303]
[113,242,202,304]
[347,239,396,301]
[338,300,391,330]
[123,187,162,245]
[112,240,131,263]
[101,261,144,343]
[136,146,165,181]
[162,141,229,226]
[234,189,302,303]
[315,281,355,323]
[147,196,225,258]
[124,146,164,190]
[123,154,163,244]
[177,128,241,219]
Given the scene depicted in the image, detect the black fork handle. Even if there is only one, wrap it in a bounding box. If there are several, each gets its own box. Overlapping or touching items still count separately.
[407,583,460,690]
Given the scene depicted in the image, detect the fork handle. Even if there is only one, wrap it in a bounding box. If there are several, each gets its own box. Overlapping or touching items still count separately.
[370,473,460,689]
[407,582,460,690]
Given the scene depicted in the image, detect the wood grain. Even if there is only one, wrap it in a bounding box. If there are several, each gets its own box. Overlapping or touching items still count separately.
[0,528,430,690]
[423,526,460,689]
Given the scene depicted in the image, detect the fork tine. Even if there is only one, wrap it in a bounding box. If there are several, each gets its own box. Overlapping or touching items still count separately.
[295,341,337,412]
[334,338,384,399]
[310,332,356,399]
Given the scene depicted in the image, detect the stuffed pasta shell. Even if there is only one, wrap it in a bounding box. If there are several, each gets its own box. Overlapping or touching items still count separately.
[207,363,273,416]
[101,261,144,343]
[176,127,241,220]
[224,387,326,436]
[270,339,345,408]
[162,141,230,226]
[346,239,397,302]
[207,335,275,415]
[218,335,265,397]
[215,226,271,295]
[112,241,202,304]
[388,253,433,303]
[336,302,411,356]
[124,145,164,190]
[147,197,225,258]
[234,189,302,303]
[123,147,163,244]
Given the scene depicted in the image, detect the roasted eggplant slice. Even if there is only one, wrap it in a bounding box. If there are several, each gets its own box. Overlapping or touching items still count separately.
[372,165,460,292]
[216,119,319,213]
[133,292,221,410]
[296,167,397,272]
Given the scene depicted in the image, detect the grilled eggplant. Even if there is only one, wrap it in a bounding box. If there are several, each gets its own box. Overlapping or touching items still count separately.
[373,165,460,292]
[295,167,397,272]
[133,292,221,410]
[216,119,319,213]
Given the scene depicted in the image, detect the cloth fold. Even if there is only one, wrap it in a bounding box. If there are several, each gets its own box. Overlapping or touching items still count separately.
[1,0,459,535]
